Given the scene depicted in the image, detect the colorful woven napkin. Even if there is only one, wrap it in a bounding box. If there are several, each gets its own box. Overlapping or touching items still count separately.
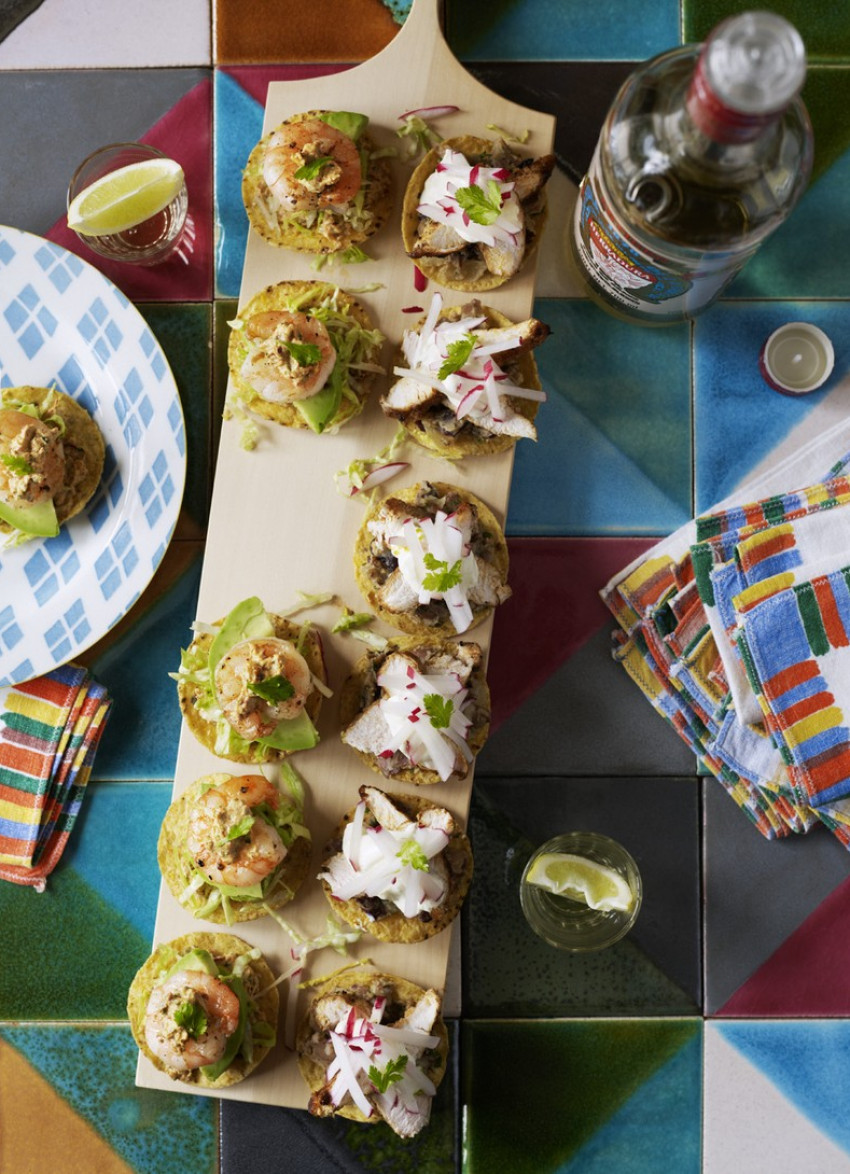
[601,415,850,846]
[0,664,111,891]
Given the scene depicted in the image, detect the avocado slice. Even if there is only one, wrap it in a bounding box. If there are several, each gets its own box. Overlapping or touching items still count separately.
[0,495,59,537]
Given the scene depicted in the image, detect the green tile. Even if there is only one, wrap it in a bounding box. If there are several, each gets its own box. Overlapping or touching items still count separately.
[463,1020,701,1174]
[683,2,850,62]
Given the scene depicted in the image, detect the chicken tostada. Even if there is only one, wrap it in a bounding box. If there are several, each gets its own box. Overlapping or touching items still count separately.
[158,770,312,925]
[383,291,549,458]
[354,480,510,638]
[127,932,278,1088]
[339,636,490,785]
[174,596,327,765]
[242,109,393,254]
[402,133,555,291]
[296,968,448,1137]
[226,280,384,435]
[0,385,105,545]
[318,784,473,944]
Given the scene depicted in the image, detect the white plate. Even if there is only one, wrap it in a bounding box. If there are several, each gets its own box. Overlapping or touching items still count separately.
[0,225,186,686]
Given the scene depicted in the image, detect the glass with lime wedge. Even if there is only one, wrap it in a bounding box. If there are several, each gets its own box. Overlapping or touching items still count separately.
[520,831,642,951]
[67,142,188,266]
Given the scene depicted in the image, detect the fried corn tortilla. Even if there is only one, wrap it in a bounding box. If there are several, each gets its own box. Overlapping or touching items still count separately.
[227,280,382,433]
[402,134,550,292]
[296,969,448,1125]
[127,932,278,1089]
[0,385,105,538]
[242,109,393,253]
[319,785,474,943]
[339,636,491,785]
[157,773,312,924]
[385,301,544,459]
[354,481,510,639]
[177,612,326,765]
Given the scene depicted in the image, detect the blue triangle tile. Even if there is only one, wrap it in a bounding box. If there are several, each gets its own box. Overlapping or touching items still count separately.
[214,70,263,297]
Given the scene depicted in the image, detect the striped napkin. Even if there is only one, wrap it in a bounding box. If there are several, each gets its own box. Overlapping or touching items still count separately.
[601,415,850,846]
[0,664,111,891]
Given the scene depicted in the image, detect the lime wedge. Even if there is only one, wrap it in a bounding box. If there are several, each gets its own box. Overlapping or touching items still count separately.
[525,852,634,912]
[67,158,184,236]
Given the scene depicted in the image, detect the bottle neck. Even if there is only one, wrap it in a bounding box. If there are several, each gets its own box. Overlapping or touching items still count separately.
[685,54,782,145]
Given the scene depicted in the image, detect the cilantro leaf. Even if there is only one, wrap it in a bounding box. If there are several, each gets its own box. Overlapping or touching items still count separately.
[438,334,476,381]
[284,340,322,367]
[174,1000,208,1038]
[423,693,454,730]
[369,1054,409,1093]
[421,553,463,593]
[397,838,430,870]
[248,675,296,704]
[294,155,335,181]
[455,179,504,225]
[226,813,255,841]
[1,453,33,476]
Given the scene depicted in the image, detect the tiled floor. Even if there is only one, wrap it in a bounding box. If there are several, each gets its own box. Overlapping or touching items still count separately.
[3,1,850,1171]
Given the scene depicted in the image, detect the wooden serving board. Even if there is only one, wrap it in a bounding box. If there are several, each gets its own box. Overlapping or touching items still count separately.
[137,0,555,1108]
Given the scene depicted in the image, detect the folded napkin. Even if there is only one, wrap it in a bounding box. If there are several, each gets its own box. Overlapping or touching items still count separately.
[0,664,111,890]
[601,415,850,847]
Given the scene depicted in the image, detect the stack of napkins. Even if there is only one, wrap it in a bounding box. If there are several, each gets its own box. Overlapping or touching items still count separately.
[0,664,111,890]
[602,418,850,845]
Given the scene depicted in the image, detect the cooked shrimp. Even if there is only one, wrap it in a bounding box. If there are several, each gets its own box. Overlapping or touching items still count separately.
[239,310,337,404]
[0,407,65,506]
[186,774,286,888]
[144,967,241,1072]
[214,636,313,741]
[263,118,362,212]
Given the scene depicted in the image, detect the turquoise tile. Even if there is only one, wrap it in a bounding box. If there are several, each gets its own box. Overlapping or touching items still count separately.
[0,1025,217,1174]
[139,303,213,536]
[693,301,850,513]
[90,552,202,780]
[462,1020,701,1174]
[446,0,681,62]
[508,299,692,537]
[214,69,261,297]
[0,782,170,1019]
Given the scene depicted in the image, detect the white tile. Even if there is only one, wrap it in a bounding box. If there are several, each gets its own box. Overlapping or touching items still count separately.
[0,0,211,68]
[704,1023,850,1173]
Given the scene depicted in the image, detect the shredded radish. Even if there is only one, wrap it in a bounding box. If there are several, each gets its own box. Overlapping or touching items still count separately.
[402,305,424,314]
[349,462,409,495]
[417,147,522,248]
[413,265,428,292]
[399,104,459,120]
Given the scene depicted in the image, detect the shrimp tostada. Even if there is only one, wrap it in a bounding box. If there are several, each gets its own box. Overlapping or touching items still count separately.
[296,968,448,1137]
[158,770,312,925]
[383,291,549,458]
[174,596,327,765]
[402,133,555,291]
[339,636,490,785]
[127,932,278,1088]
[242,109,393,254]
[0,385,104,546]
[226,280,384,435]
[354,480,511,638]
[318,784,473,944]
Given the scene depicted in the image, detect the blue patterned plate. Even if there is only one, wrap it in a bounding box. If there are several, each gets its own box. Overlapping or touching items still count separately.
[0,226,185,686]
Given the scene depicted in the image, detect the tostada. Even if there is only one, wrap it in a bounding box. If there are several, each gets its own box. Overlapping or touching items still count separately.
[354,480,510,637]
[226,280,384,435]
[339,635,490,785]
[296,968,448,1137]
[127,932,278,1088]
[242,109,393,254]
[402,133,555,291]
[318,784,473,943]
[158,770,311,925]
[383,291,549,458]
[173,596,327,765]
[0,385,105,545]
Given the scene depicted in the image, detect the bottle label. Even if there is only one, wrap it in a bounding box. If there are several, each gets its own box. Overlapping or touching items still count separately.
[573,163,743,317]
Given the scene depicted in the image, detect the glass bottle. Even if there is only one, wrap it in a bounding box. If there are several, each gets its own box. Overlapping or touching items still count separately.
[569,11,814,325]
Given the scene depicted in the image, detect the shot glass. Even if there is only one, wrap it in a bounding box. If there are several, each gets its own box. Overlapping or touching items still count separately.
[67,142,189,266]
[520,831,642,952]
